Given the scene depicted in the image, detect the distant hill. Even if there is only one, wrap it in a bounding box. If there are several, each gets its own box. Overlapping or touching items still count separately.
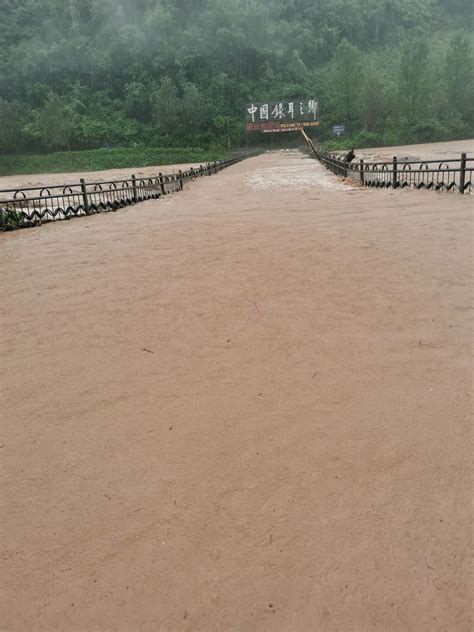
[0,0,473,153]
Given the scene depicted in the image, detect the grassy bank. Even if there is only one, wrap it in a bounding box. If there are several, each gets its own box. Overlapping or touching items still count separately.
[0,147,231,177]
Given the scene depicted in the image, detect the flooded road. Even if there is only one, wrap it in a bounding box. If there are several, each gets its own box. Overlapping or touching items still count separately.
[1,150,472,631]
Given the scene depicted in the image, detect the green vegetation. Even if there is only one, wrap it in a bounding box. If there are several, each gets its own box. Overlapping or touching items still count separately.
[1,0,473,158]
[0,146,230,177]
[0,207,23,230]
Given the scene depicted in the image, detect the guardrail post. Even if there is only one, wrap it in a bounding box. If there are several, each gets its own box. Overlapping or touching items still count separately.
[360,159,364,185]
[459,153,467,194]
[131,174,138,203]
[80,178,90,215]
[158,172,166,196]
[392,157,398,189]
[178,170,184,191]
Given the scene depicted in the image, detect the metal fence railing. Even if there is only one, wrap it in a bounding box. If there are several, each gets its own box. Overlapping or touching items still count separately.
[0,152,259,230]
[309,147,473,194]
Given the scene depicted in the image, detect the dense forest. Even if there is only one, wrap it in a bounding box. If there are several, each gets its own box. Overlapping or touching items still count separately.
[0,0,473,154]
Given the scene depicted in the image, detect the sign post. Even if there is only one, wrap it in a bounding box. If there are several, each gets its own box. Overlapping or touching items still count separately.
[332,124,345,138]
[246,100,320,134]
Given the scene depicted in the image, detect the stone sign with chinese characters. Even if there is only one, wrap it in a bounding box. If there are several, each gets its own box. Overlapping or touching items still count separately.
[246,100,320,133]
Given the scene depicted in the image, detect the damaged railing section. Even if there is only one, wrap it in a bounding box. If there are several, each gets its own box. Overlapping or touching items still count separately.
[0,153,258,230]
[310,148,472,194]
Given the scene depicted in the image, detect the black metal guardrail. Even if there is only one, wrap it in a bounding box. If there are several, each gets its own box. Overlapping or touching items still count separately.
[0,152,260,231]
[309,147,473,194]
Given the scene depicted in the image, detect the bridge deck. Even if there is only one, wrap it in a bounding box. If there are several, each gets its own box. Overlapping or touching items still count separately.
[1,150,472,631]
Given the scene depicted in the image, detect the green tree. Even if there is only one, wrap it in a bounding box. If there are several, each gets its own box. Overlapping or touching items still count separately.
[152,78,180,142]
[180,83,209,140]
[445,34,474,127]
[330,39,364,133]
[361,74,392,133]
[41,93,75,150]
[124,81,151,122]
[398,39,432,124]
[0,99,22,153]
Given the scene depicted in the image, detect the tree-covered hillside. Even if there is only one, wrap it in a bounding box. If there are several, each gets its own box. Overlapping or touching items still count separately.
[1,0,473,153]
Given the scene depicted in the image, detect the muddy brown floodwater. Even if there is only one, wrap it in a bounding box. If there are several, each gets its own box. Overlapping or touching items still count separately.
[0,149,472,631]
